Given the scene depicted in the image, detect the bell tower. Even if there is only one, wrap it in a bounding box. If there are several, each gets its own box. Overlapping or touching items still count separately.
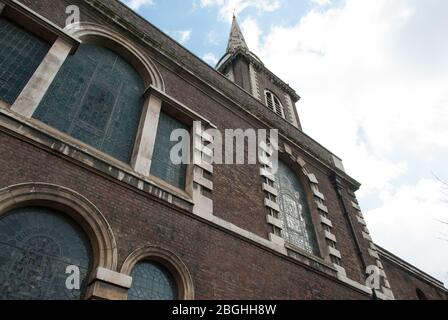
[216,15,302,130]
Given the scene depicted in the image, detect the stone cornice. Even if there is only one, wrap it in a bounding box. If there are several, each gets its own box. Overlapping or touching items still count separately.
[376,245,448,292]
[217,49,301,102]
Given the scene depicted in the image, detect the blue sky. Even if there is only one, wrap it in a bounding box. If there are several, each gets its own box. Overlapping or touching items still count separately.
[122,0,448,286]
[123,0,340,65]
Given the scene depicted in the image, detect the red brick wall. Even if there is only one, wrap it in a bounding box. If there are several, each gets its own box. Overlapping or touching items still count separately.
[5,0,445,300]
[0,131,367,299]
[380,257,447,300]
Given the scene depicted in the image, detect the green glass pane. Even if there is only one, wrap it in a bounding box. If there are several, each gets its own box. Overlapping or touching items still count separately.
[150,112,189,189]
[0,18,50,104]
[0,207,92,300]
[128,261,177,300]
[275,161,319,255]
[34,44,144,163]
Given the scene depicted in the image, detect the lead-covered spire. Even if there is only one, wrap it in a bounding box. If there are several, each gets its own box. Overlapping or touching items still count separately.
[226,15,249,53]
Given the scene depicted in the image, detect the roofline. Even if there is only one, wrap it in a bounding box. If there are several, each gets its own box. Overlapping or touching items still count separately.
[217,49,301,102]
[375,245,448,292]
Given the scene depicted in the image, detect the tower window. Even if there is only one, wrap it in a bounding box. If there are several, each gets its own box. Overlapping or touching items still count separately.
[265,91,285,119]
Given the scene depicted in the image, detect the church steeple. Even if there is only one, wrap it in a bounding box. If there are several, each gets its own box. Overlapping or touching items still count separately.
[217,14,302,130]
[226,15,248,53]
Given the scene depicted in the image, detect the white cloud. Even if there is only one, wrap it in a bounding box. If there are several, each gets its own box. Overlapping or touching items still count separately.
[122,0,154,10]
[245,0,448,283]
[241,16,262,52]
[207,30,221,46]
[203,52,219,65]
[199,0,280,22]
[311,0,331,6]
[365,179,448,284]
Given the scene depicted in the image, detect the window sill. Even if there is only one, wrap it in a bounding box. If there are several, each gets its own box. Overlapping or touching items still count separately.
[285,242,337,276]
[0,106,194,212]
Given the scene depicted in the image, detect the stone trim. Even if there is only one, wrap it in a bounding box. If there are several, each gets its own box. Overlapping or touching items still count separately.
[350,198,395,299]
[249,63,261,100]
[225,67,235,82]
[66,22,164,91]
[260,142,348,278]
[284,93,299,128]
[0,182,118,271]
[259,140,281,242]
[192,121,214,216]
[92,267,132,288]
[0,109,194,212]
[131,94,162,176]
[11,37,73,118]
[121,245,195,300]
[2,0,80,47]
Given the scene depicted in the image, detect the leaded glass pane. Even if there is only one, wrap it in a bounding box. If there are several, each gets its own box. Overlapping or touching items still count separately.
[150,112,189,189]
[0,18,50,104]
[0,207,92,300]
[34,44,144,163]
[128,261,177,300]
[275,161,319,255]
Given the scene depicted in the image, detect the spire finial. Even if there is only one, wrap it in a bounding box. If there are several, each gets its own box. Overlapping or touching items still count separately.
[226,13,249,53]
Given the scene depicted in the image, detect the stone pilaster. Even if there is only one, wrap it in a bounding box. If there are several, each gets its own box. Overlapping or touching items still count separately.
[131,94,162,176]
[11,37,72,118]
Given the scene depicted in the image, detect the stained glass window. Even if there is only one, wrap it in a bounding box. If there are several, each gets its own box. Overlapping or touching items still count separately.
[275,161,319,255]
[128,261,177,300]
[150,112,189,189]
[33,44,144,163]
[0,207,92,300]
[0,18,50,104]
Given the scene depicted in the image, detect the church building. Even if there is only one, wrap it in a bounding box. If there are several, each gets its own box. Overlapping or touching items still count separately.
[0,0,446,300]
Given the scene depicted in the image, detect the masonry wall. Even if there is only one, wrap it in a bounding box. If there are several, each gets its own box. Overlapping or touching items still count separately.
[2,0,445,300]
[379,254,447,300]
[0,131,369,299]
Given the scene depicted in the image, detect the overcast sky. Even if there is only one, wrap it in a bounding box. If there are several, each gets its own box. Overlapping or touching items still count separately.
[122,0,448,285]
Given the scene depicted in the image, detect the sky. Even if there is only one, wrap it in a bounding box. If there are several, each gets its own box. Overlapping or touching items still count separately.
[121,0,448,286]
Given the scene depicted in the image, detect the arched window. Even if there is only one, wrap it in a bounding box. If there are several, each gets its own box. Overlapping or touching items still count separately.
[33,44,145,163]
[265,90,285,119]
[275,161,319,255]
[128,261,178,300]
[0,206,92,300]
[0,17,50,104]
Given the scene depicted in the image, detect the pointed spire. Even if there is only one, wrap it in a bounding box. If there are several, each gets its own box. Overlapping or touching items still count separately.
[226,15,249,53]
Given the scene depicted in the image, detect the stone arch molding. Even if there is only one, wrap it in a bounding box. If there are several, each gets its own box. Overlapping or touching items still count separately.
[65,22,165,91]
[0,182,118,271]
[121,245,195,300]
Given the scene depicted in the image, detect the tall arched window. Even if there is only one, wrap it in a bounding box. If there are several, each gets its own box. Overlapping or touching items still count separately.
[0,17,50,104]
[265,90,285,119]
[275,161,319,255]
[0,207,92,300]
[128,261,178,300]
[33,44,145,163]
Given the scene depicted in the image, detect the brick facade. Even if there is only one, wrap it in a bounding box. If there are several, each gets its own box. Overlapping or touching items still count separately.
[0,0,446,300]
